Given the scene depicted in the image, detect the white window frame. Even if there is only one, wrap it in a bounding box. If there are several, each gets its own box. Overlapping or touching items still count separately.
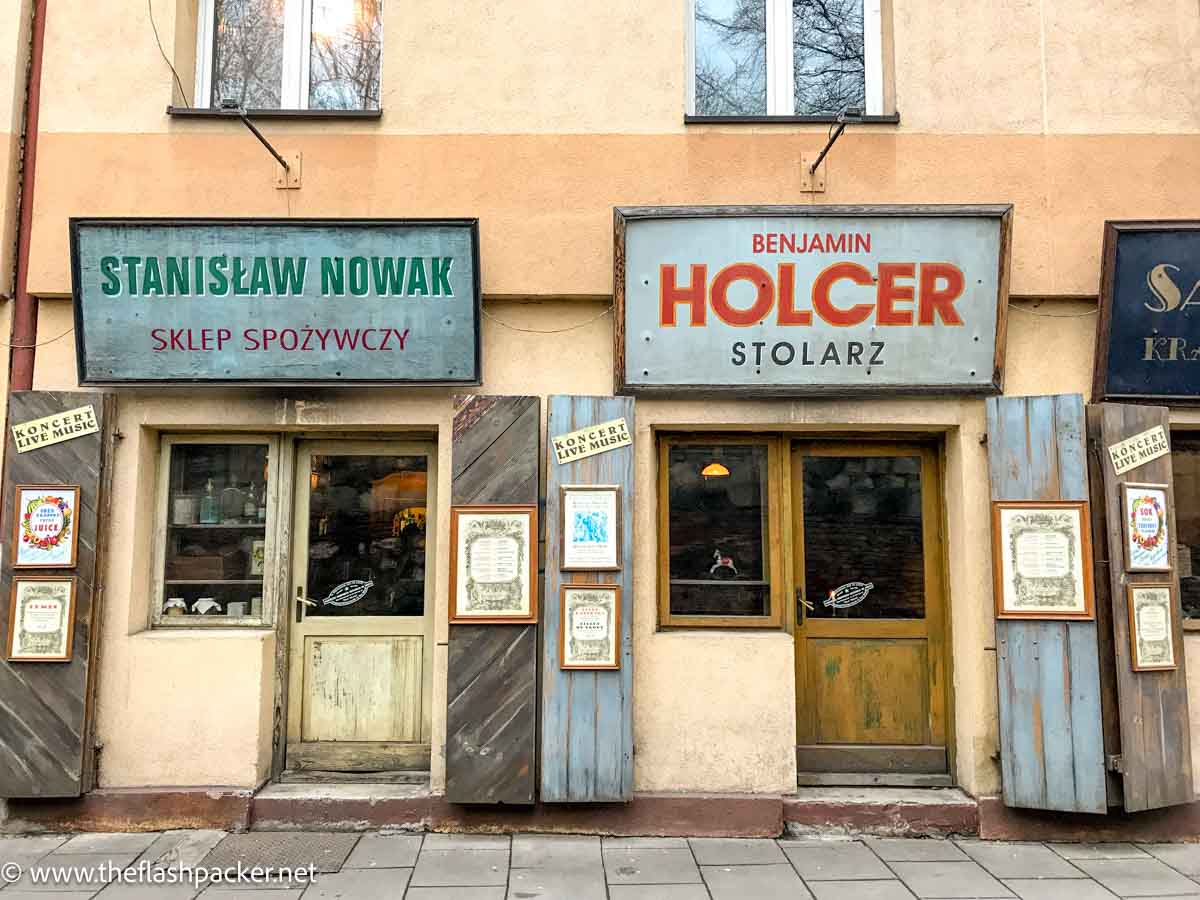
[151,434,283,628]
[686,0,883,117]
[194,0,353,110]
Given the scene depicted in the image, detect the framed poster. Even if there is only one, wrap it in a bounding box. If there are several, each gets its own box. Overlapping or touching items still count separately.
[560,584,621,669]
[1126,583,1177,671]
[560,485,621,571]
[1121,483,1171,572]
[12,485,80,569]
[449,505,538,623]
[991,501,1095,620]
[7,577,76,662]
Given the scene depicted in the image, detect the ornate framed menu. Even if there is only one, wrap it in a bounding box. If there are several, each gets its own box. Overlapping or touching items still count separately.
[991,500,1095,620]
[449,504,538,624]
[1126,583,1177,671]
[559,584,621,669]
[1121,483,1171,573]
[7,576,77,662]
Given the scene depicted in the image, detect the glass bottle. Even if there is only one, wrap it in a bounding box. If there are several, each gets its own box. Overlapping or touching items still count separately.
[199,478,219,525]
[256,483,267,522]
[243,483,256,520]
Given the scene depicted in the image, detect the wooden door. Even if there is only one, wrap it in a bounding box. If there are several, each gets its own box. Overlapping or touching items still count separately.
[286,440,435,773]
[792,442,949,778]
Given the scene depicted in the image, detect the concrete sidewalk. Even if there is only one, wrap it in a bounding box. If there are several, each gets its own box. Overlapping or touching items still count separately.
[0,830,1197,899]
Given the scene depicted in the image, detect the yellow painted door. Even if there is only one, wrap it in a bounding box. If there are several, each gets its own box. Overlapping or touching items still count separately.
[286,440,435,772]
[792,442,948,777]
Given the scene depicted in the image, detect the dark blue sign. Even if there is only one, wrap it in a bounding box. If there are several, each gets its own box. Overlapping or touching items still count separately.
[1096,222,1200,402]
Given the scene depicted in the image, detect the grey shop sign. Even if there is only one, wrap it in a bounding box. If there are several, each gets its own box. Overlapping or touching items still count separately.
[614,205,1012,395]
[70,218,481,385]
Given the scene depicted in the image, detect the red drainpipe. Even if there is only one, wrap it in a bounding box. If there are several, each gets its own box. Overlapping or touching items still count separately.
[10,0,47,392]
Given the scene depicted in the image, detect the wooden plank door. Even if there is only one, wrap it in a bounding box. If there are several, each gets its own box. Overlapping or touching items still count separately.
[792,441,949,777]
[541,395,635,802]
[1088,403,1194,812]
[285,440,435,772]
[986,394,1108,813]
[445,395,540,804]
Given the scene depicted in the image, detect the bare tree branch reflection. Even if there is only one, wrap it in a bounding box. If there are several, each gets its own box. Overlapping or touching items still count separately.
[309,0,382,110]
[212,0,285,108]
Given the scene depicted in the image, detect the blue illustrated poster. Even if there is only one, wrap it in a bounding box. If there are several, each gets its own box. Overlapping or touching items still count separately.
[562,486,620,570]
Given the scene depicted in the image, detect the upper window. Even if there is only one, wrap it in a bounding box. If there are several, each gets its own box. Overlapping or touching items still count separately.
[688,0,883,118]
[195,0,382,111]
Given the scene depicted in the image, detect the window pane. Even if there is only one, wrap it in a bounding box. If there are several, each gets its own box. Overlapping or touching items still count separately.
[668,443,770,617]
[309,0,383,110]
[211,0,285,108]
[306,455,427,617]
[162,443,270,620]
[793,0,866,115]
[694,0,767,116]
[802,455,924,619]
[1173,438,1200,619]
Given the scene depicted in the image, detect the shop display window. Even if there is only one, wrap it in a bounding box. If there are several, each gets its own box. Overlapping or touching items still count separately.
[659,438,784,627]
[153,436,278,627]
[198,0,382,112]
[1172,436,1200,622]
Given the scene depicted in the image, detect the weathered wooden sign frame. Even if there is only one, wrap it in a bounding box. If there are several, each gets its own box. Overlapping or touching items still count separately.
[1092,220,1200,404]
[614,204,1012,397]
[70,217,483,387]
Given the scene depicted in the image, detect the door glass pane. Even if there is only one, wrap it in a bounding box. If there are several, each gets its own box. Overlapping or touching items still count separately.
[309,0,383,110]
[1172,437,1200,619]
[211,0,285,108]
[306,455,428,617]
[668,443,770,617]
[694,0,768,116]
[793,0,866,115]
[162,442,269,621]
[803,455,925,619]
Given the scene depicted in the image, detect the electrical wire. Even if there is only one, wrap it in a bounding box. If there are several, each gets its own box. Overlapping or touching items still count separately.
[481,305,613,334]
[0,326,75,349]
[148,0,192,108]
[1009,303,1099,318]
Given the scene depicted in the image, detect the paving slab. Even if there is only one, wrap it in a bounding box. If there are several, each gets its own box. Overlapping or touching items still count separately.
[0,836,70,863]
[0,893,106,900]
[602,848,702,885]
[1140,844,1200,876]
[688,838,785,865]
[421,836,509,851]
[409,850,508,888]
[865,838,968,862]
[57,836,161,857]
[93,881,201,899]
[343,834,423,869]
[137,832,227,871]
[955,842,1083,879]
[607,887,710,900]
[506,866,606,900]
[196,892,303,900]
[403,889,506,900]
[302,867,411,899]
[1002,879,1117,900]
[702,863,812,900]
[509,835,600,870]
[809,882,919,900]
[601,837,689,850]
[1048,843,1148,860]
[890,861,1014,898]
[1072,858,1200,897]
[200,833,358,874]
[780,841,892,880]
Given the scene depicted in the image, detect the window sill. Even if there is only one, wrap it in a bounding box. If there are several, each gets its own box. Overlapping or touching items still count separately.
[1183,619,1200,633]
[139,623,274,636]
[684,113,900,126]
[167,106,382,121]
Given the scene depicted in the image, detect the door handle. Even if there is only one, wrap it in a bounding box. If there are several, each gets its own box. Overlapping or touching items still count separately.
[295,586,316,623]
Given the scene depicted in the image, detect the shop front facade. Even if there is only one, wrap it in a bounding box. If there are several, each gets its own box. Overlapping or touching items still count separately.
[0,0,1199,838]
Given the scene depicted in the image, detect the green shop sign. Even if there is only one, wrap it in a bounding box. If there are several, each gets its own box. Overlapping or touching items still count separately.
[70,218,481,385]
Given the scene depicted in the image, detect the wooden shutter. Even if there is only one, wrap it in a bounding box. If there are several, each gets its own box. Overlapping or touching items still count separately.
[986,394,1108,812]
[445,395,540,804]
[0,391,116,798]
[1087,403,1194,812]
[540,395,635,801]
